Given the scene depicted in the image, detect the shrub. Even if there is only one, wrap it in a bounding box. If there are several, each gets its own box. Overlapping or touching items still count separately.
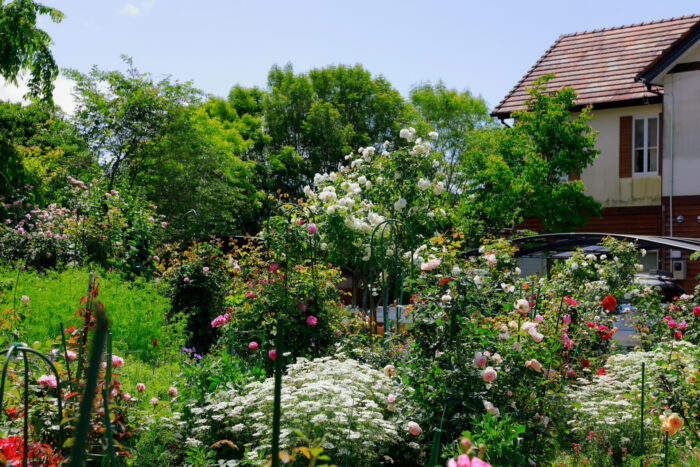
[187,356,419,465]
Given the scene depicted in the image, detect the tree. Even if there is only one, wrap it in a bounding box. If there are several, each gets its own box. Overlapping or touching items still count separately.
[455,75,602,238]
[0,0,63,102]
[263,63,412,195]
[410,81,494,193]
[68,58,262,238]
[0,100,95,205]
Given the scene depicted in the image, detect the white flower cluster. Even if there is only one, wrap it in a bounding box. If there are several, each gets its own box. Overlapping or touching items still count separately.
[565,341,698,436]
[194,356,414,465]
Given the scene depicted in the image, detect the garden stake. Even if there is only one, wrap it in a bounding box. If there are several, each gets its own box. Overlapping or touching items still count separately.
[22,350,28,467]
[75,327,85,387]
[563,343,580,386]
[664,430,668,467]
[59,322,73,387]
[69,307,108,467]
[640,361,645,458]
[270,317,285,467]
[105,331,112,390]
[102,386,119,466]
[428,404,447,466]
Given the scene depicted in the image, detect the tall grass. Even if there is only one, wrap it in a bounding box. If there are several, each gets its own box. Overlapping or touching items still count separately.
[0,266,184,361]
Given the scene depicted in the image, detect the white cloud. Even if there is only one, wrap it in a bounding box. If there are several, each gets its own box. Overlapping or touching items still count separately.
[119,3,140,16]
[0,75,77,115]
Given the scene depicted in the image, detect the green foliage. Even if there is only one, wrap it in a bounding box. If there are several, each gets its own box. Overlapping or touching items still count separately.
[162,241,229,353]
[0,266,178,360]
[0,0,63,102]
[262,63,412,197]
[0,100,95,206]
[410,80,494,193]
[67,58,262,239]
[455,74,602,238]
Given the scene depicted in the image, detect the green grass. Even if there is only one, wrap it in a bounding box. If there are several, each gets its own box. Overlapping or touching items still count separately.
[0,266,183,360]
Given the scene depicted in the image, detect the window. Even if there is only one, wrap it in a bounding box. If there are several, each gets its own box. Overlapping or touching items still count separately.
[633,116,658,174]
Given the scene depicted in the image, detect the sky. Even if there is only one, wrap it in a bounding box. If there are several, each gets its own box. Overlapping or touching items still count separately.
[1,0,699,114]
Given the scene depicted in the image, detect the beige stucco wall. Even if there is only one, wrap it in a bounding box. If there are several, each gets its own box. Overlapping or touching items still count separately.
[661,49,700,197]
[580,104,662,207]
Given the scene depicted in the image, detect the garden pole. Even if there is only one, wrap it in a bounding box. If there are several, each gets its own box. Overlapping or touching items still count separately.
[22,349,29,467]
[664,431,668,467]
[59,322,73,387]
[640,361,645,457]
[428,404,448,466]
[102,386,119,466]
[271,317,285,467]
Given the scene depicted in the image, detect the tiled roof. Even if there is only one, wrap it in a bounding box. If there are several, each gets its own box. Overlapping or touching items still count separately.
[492,14,700,118]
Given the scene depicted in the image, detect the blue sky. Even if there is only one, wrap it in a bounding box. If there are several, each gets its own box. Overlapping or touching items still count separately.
[2,0,699,113]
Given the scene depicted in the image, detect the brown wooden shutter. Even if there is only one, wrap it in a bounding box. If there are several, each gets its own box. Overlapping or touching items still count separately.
[658,112,663,175]
[619,116,632,178]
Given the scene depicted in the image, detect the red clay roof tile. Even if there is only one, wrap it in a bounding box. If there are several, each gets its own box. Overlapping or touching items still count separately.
[492,15,700,117]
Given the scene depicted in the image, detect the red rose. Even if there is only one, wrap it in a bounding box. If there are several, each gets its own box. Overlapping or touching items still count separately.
[601,295,617,311]
[581,359,590,368]
[596,368,606,375]
[674,331,682,340]
[585,321,596,328]
[438,277,453,285]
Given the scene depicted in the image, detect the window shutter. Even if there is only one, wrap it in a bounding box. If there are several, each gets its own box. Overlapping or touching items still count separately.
[658,112,663,175]
[619,116,632,178]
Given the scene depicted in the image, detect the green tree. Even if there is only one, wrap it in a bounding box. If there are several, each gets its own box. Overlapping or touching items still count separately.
[410,81,493,193]
[68,58,262,238]
[455,75,601,238]
[0,0,63,102]
[0,100,95,205]
[263,63,412,195]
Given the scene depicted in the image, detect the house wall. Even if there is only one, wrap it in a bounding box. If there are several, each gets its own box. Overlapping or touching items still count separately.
[661,69,700,197]
[579,104,662,207]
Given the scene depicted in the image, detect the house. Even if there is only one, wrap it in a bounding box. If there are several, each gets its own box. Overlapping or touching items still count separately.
[491,14,700,292]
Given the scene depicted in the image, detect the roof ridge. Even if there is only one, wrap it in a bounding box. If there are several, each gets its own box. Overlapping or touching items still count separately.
[493,34,566,112]
[561,14,700,38]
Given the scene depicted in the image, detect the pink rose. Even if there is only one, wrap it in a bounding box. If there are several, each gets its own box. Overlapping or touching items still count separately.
[307,223,317,235]
[111,355,124,367]
[473,352,486,368]
[121,392,131,401]
[269,263,278,273]
[268,349,277,361]
[168,387,178,397]
[161,221,168,228]
[678,321,686,330]
[526,359,543,372]
[65,350,77,361]
[37,374,57,388]
[481,367,497,382]
[407,421,422,435]
[202,266,210,273]
[149,397,159,406]
[136,383,145,392]
[387,394,397,403]
[248,341,258,350]
[306,315,318,326]
[184,277,190,283]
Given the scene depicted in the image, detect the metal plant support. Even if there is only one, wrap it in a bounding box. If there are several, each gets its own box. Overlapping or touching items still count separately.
[264,203,319,467]
[0,343,65,467]
[364,219,414,338]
